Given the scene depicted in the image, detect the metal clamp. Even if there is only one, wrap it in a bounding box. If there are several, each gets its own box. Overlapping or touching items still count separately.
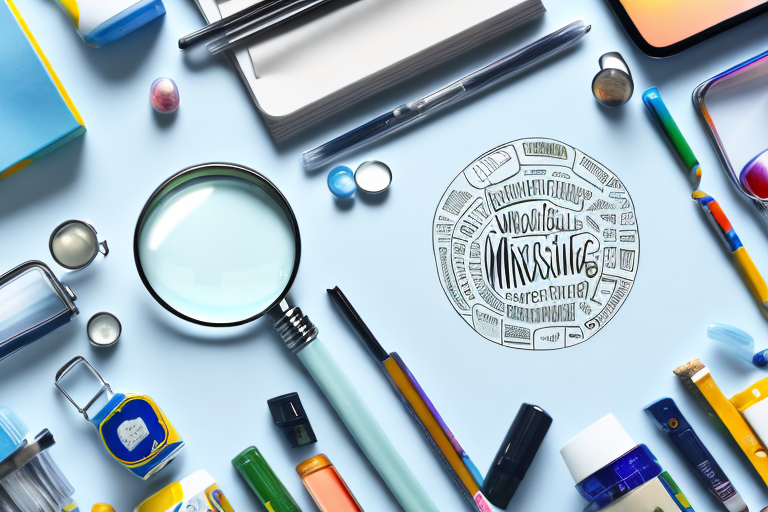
[55,356,113,421]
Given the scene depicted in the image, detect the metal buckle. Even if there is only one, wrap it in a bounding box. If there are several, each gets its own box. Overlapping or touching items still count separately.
[55,356,114,422]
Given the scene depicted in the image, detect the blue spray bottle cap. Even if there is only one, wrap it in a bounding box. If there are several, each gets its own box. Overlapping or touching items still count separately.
[0,406,28,463]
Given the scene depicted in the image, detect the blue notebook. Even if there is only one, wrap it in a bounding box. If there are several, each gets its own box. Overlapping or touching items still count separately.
[0,0,85,180]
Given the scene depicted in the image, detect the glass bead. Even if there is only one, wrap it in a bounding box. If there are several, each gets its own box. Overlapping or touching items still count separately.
[50,221,98,269]
[328,166,356,198]
[150,78,180,114]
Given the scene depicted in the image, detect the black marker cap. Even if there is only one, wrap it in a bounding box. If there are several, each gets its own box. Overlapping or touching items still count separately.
[482,403,552,508]
[267,392,317,448]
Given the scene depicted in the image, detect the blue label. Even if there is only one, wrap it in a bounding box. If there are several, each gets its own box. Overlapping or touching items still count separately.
[100,397,168,465]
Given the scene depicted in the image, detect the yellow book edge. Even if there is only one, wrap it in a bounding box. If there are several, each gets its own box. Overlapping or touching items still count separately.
[5,0,84,127]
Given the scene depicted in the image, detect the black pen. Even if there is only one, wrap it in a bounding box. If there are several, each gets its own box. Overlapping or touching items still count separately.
[179,0,333,52]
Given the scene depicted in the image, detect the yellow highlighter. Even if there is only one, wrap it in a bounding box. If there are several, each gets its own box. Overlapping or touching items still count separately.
[675,360,768,487]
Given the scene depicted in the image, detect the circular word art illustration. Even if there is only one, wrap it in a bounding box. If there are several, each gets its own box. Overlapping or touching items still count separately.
[432,138,639,350]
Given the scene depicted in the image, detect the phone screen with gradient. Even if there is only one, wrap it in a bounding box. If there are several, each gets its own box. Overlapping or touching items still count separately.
[618,0,766,48]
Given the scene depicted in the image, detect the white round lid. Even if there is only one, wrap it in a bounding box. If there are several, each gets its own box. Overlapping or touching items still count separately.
[560,414,636,484]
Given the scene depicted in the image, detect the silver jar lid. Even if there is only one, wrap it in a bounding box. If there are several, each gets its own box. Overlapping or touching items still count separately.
[49,220,108,270]
[87,312,121,347]
[354,161,392,194]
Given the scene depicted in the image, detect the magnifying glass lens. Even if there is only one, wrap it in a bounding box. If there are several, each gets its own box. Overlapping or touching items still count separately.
[136,169,297,325]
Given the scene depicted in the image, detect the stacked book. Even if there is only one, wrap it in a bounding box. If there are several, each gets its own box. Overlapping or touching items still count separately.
[193,0,546,142]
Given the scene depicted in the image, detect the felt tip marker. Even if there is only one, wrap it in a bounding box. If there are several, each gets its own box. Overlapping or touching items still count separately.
[646,398,747,512]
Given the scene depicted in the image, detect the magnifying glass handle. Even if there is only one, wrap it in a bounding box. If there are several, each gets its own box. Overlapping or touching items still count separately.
[296,338,440,512]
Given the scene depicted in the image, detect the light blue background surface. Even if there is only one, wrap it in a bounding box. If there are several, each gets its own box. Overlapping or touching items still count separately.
[2,1,768,511]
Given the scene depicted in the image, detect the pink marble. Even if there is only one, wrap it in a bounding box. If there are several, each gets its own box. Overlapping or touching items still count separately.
[150,77,179,114]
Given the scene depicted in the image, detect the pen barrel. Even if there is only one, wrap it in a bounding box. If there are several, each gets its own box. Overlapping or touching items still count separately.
[641,87,699,177]
[732,247,768,316]
[302,20,589,170]
[672,430,743,509]
[296,338,439,512]
[302,109,409,171]
[382,355,481,508]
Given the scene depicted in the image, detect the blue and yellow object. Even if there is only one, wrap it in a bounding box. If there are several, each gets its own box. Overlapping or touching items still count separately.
[675,360,768,489]
[134,470,235,512]
[0,0,85,180]
[55,356,184,480]
[53,0,165,47]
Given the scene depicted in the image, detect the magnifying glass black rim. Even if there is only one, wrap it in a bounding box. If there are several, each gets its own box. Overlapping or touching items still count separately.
[49,220,100,270]
[132,162,302,328]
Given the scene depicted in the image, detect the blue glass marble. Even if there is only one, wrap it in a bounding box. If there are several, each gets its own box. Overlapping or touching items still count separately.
[707,323,768,367]
[327,166,356,199]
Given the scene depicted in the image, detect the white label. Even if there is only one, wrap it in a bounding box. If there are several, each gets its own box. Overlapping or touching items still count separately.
[603,479,684,511]
[117,417,149,452]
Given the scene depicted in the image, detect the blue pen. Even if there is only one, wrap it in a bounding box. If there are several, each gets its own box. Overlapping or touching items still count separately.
[301,21,591,170]
[645,398,747,512]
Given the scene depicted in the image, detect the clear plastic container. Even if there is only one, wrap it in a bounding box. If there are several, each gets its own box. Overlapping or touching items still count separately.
[0,406,75,512]
[0,261,78,361]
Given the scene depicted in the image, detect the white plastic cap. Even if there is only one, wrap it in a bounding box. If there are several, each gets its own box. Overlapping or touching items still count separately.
[560,414,636,484]
[180,470,216,494]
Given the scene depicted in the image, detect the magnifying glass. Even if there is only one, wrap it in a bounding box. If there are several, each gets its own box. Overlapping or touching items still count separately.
[134,163,437,512]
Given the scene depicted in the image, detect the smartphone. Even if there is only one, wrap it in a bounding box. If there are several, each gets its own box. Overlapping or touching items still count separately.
[606,0,768,57]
